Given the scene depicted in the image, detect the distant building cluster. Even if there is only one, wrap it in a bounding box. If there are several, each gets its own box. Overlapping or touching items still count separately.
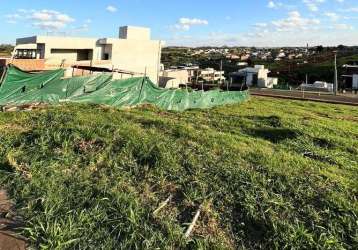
[158,63,280,90]
[159,64,225,89]
[187,47,313,62]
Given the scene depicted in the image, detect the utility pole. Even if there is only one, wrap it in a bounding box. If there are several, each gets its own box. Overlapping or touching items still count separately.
[212,69,215,86]
[196,70,199,86]
[333,51,338,96]
[227,77,230,91]
[220,59,223,89]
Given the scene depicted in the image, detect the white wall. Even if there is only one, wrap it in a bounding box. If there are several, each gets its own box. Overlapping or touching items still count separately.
[267,77,278,88]
[159,77,182,89]
[109,39,162,83]
[257,69,269,88]
[34,36,99,66]
[162,70,189,84]
[353,74,358,89]
[119,26,151,40]
[50,49,78,62]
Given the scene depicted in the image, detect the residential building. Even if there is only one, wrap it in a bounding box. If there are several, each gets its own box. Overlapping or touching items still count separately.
[177,64,199,82]
[240,54,250,61]
[11,26,162,83]
[198,68,225,82]
[298,81,334,92]
[277,52,286,58]
[229,65,278,88]
[287,54,296,60]
[342,64,358,90]
[226,54,240,60]
[159,69,189,89]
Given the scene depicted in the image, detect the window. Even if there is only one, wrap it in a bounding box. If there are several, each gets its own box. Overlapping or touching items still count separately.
[50,49,93,61]
[15,49,37,59]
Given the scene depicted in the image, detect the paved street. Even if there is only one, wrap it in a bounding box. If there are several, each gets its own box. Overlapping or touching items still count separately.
[250,89,358,106]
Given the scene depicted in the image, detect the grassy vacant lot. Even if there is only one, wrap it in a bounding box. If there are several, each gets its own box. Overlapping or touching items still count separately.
[0,97,357,249]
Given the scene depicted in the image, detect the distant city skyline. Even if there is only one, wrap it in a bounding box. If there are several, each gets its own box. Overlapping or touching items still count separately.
[1,0,358,47]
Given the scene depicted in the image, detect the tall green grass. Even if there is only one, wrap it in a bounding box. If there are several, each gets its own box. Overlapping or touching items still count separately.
[0,97,357,249]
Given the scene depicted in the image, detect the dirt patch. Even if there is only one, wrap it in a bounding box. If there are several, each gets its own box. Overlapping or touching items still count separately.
[0,124,29,134]
[0,232,26,250]
[0,190,26,250]
[338,115,358,122]
[75,139,105,154]
[195,201,235,249]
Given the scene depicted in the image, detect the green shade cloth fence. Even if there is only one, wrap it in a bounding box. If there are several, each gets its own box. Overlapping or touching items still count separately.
[0,66,249,111]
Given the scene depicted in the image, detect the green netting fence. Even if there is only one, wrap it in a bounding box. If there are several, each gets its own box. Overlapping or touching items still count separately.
[0,66,249,111]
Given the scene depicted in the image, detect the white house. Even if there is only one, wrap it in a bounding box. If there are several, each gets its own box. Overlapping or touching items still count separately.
[199,68,225,82]
[298,81,334,92]
[230,65,278,88]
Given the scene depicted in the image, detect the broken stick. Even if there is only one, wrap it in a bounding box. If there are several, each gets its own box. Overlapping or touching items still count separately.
[184,207,201,239]
[153,195,173,216]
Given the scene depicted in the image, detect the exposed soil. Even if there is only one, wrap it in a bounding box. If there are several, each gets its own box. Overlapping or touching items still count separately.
[0,190,26,250]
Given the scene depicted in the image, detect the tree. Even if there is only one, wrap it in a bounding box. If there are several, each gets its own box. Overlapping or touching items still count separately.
[337,44,346,51]
[0,44,14,55]
[316,45,324,53]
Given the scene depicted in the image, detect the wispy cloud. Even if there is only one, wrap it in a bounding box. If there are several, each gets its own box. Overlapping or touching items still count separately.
[173,17,208,31]
[271,11,320,32]
[3,9,93,33]
[106,5,118,13]
[302,0,326,12]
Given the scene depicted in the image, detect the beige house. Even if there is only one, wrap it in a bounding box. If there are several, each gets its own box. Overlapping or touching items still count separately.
[14,26,163,83]
[159,69,189,89]
[199,68,225,82]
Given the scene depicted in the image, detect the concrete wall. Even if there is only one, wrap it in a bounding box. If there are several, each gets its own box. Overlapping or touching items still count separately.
[257,69,269,88]
[108,39,162,83]
[159,70,189,88]
[37,36,99,66]
[159,77,180,89]
[36,36,98,50]
[119,26,151,40]
[267,77,278,88]
[16,36,101,68]
[161,70,189,83]
[49,49,79,63]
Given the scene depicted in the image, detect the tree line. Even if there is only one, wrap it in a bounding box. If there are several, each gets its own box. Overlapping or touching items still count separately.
[0,44,14,55]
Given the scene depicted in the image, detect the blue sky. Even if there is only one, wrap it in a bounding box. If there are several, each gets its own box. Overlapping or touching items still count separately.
[1,0,358,46]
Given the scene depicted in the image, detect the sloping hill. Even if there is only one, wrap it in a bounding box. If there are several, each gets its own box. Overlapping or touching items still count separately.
[0,97,357,249]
